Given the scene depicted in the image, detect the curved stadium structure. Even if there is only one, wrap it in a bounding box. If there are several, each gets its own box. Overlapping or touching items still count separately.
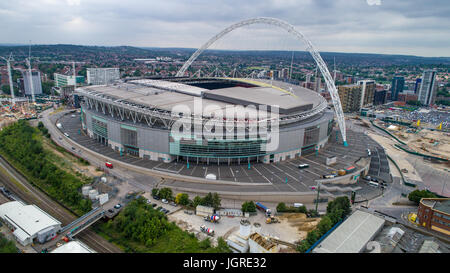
[76,77,335,165]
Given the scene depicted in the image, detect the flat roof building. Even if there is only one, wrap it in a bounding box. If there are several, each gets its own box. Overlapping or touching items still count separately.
[313,209,385,253]
[0,201,61,246]
[87,67,120,85]
[50,240,95,253]
[417,198,450,236]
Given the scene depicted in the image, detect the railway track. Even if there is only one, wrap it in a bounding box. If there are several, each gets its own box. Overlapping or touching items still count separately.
[0,155,121,253]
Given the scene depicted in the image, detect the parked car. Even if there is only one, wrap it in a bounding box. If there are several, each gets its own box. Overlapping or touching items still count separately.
[107,209,114,213]
[298,164,309,169]
[184,210,193,215]
[114,204,122,209]
[151,204,157,208]
[105,162,113,169]
[153,195,160,200]
[162,199,169,204]
[146,199,152,204]
[164,210,170,214]
[169,201,177,207]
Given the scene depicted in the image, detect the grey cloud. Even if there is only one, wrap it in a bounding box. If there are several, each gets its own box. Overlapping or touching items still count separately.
[0,0,448,57]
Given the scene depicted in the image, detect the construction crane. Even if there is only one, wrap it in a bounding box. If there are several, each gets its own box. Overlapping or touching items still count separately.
[0,53,16,106]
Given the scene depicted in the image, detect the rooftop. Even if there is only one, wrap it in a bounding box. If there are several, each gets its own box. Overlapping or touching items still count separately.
[79,78,324,117]
[313,210,385,253]
[51,240,95,253]
[0,201,61,237]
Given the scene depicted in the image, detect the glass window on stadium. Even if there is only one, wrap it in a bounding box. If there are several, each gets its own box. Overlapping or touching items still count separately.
[120,126,138,148]
[327,120,334,136]
[92,117,108,145]
[303,125,320,146]
[179,139,265,158]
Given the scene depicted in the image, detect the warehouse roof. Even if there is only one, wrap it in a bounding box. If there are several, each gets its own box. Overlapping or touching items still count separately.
[0,201,61,237]
[51,240,95,253]
[313,210,385,253]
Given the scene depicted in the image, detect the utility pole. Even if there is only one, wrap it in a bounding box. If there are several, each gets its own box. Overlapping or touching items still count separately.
[315,182,321,213]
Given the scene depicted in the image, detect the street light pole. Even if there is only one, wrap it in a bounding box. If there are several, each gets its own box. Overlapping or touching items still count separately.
[315,181,321,213]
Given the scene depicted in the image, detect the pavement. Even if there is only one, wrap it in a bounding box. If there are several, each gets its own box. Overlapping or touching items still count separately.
[50,108,384,200]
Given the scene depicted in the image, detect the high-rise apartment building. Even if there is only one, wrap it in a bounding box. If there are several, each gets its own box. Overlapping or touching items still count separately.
[357,80,375,108]
[22,70,42,96]
[87,68,120,85]
[418,70,437,106]
[54,73,85,88]
[338,84,362,112]
[390,76,404,101]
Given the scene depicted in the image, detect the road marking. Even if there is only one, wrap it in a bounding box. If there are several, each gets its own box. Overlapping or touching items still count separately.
[252,166,272,184]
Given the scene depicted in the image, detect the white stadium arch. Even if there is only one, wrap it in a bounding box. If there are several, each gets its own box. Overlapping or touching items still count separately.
[176,17,348,146]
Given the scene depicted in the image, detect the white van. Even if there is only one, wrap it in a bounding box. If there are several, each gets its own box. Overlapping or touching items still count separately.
[205,174,217,180]
[368,181,379,187]
[293,203,304,208]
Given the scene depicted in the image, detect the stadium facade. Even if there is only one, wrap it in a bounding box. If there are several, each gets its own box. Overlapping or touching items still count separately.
[76,77,335,165]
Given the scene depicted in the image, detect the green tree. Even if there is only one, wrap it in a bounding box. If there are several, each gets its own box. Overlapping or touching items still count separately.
[175,193,190,206]
[408,190,437,204]
[193,196,203,208]
[158,188,173,201]
[0,233,17,253]
[276,202,287,212]
[241,201,256,213]
[151,188,159,198]
[317,215,333,236]
[211,193,221,210]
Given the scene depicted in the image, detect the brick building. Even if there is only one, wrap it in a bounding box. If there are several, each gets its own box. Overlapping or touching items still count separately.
[417,198,450,236]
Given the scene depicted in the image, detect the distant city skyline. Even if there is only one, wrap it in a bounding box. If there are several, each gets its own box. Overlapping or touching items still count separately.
[0,0,449,57]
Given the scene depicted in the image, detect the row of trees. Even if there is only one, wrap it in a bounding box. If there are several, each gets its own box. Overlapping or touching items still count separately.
[101,197,231,253]
[276,202,307,214]
[408,189,438,204]
[152,188,222,210]
[0,121,92,214]
[297,196,351,253]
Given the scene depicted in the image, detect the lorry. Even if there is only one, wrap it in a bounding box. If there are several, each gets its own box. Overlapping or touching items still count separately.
[200,225,214,236]
[255,202,271,217]
[204,214,220,223]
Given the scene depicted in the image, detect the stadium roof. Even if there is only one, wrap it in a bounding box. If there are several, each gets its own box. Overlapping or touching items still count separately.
[313,210,385,253]
[80,78,324,117]
[0,201,61,238]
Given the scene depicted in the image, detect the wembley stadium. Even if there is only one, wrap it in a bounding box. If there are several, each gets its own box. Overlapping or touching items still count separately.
[76,77,335,165]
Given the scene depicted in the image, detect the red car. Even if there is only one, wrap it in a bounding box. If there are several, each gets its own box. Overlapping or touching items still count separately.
[105,162,113,169]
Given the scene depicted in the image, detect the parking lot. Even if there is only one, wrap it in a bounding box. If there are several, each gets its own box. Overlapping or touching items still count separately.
[56,112,384,197]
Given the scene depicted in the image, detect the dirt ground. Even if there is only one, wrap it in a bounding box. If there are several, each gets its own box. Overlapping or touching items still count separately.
[167,209,320,248]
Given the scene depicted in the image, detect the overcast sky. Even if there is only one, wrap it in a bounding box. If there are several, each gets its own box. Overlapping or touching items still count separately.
[0,0,449,57]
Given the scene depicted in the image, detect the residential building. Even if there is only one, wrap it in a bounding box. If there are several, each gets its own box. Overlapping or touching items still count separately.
[373,89,387,105]
[417,198,450,236]
[54,73,85,88]
[338,84,362,112]
[390,76,404,101]
[414,78,422,94]
[87,68,120,85]
[418,70,437,106]
[22,70,42,96]
[357,80,375,108]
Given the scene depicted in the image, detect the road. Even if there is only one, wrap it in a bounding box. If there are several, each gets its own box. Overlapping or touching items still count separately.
[0,154,122,253]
